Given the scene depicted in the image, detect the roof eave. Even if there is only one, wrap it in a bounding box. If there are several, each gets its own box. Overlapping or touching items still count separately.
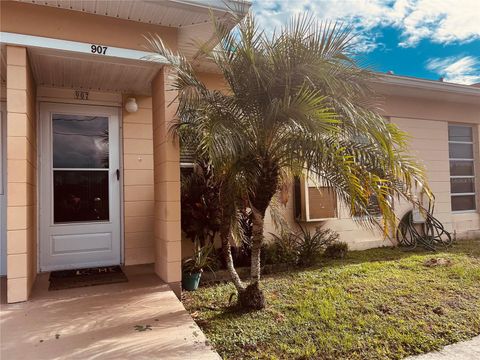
[373,74,480,98]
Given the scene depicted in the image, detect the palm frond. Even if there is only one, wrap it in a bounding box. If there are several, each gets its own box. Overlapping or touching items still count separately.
[145,11,430,239]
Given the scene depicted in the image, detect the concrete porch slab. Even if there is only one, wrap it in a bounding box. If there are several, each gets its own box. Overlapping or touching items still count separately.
[0,265,220,360]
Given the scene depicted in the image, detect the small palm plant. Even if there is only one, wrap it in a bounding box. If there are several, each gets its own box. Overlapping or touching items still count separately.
[147,12,430,309]
[182,242,215,291]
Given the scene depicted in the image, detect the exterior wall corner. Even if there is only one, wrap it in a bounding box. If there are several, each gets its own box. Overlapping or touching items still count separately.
[6,45,37,303]
[151,67,181,285]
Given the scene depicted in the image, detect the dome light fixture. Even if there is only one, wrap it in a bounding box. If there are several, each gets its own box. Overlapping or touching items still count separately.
[125,97,138,113]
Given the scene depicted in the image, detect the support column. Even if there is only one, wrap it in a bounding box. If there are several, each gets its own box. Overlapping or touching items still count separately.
[6,46,37,303]
[151,67,181,296]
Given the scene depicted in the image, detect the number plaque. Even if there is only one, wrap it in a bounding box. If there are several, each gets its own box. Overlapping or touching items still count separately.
[74,90,89,100]
[91,44,108,55]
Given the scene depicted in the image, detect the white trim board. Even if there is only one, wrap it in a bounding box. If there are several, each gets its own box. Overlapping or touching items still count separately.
[0,32,168,64]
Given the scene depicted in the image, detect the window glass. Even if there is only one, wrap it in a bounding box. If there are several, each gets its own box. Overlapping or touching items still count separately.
[366,194,382,216]
[180,144,195,164]
[448,124,476,212]
[451,195,476,212]
[450,178,475,194]
[450,160,474,176]
[448,126,473,142]
[449,143,473,159]
[54,171,109,223]
[53,114,109,168]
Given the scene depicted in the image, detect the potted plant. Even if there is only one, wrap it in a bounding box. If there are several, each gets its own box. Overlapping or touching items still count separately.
[182,242,215,291]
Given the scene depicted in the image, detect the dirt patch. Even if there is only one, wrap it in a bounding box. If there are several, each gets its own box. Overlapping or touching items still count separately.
[424,258,453,267]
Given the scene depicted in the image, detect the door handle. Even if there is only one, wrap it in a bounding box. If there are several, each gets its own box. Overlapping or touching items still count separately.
[116,169,120,181]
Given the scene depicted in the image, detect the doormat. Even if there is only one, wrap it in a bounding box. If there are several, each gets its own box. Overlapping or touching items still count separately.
[48,265,128,291]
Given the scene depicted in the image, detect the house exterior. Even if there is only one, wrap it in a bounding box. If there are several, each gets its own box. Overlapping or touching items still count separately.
[263,76,480,250]
[0,0,245,303]
[0,0,479,305]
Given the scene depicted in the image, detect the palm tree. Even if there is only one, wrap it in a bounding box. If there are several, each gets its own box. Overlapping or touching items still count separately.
[146,13,430,310]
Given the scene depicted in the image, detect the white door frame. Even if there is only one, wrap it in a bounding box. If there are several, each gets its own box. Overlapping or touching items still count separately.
[39,102,122,271]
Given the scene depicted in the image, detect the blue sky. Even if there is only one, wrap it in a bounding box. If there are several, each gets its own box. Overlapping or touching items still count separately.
[251,0,480,84]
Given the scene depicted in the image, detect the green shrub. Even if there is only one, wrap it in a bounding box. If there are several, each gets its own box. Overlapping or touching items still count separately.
[268,232,299,265]
[296,226,339,266]
[268,225,340,266]
[324,242,349,259]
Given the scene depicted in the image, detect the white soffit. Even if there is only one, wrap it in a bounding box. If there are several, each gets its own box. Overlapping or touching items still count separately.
[16,0,244,28]
[28,47,161,95]
[14,0,248,72]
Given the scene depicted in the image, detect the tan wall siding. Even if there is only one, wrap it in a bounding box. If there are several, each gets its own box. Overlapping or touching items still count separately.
[383,95,479,125]
[196,72,228,91]
[385,95,480,239]
[122,96,155,265]
[6,46,37,303]
[392,117,453,229]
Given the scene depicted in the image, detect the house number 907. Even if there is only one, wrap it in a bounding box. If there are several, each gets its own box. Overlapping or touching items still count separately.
[91,45,108,55]
[74,90,89,100]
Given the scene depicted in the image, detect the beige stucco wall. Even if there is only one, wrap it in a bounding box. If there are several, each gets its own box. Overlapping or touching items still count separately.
[386,95,480,239]
[197,72,228,91]
[6,46,37,303]
[122,96,156,265]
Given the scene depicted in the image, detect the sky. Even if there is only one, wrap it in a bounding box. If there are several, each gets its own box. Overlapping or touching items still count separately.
[250,0,480,85]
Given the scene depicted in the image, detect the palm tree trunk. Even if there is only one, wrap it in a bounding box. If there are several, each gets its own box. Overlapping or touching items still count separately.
[220,220,245,292]
[250,157,279,282]
[250,207,264,281]
[217,180,245,292]
[219,213,265,310]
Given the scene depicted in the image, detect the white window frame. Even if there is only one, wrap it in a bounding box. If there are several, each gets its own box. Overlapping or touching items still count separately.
[448,124,477,213]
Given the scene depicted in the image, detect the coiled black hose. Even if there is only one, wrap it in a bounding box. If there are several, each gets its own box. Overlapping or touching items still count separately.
[396,208,453,251]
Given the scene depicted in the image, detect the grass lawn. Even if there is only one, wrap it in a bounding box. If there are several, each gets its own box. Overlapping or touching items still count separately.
[183,240,480,359]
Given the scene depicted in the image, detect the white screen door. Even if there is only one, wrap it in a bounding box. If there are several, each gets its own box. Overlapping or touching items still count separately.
[40,103,121,271]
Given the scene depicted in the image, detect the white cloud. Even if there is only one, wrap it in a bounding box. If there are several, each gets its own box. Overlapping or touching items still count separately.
[397,0,480,47]
[425,55,480,84]
[251,0,480,51]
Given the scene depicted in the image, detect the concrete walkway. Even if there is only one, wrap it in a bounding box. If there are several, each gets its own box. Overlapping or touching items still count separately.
[405,336,480,360]
[0,265,220,360]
